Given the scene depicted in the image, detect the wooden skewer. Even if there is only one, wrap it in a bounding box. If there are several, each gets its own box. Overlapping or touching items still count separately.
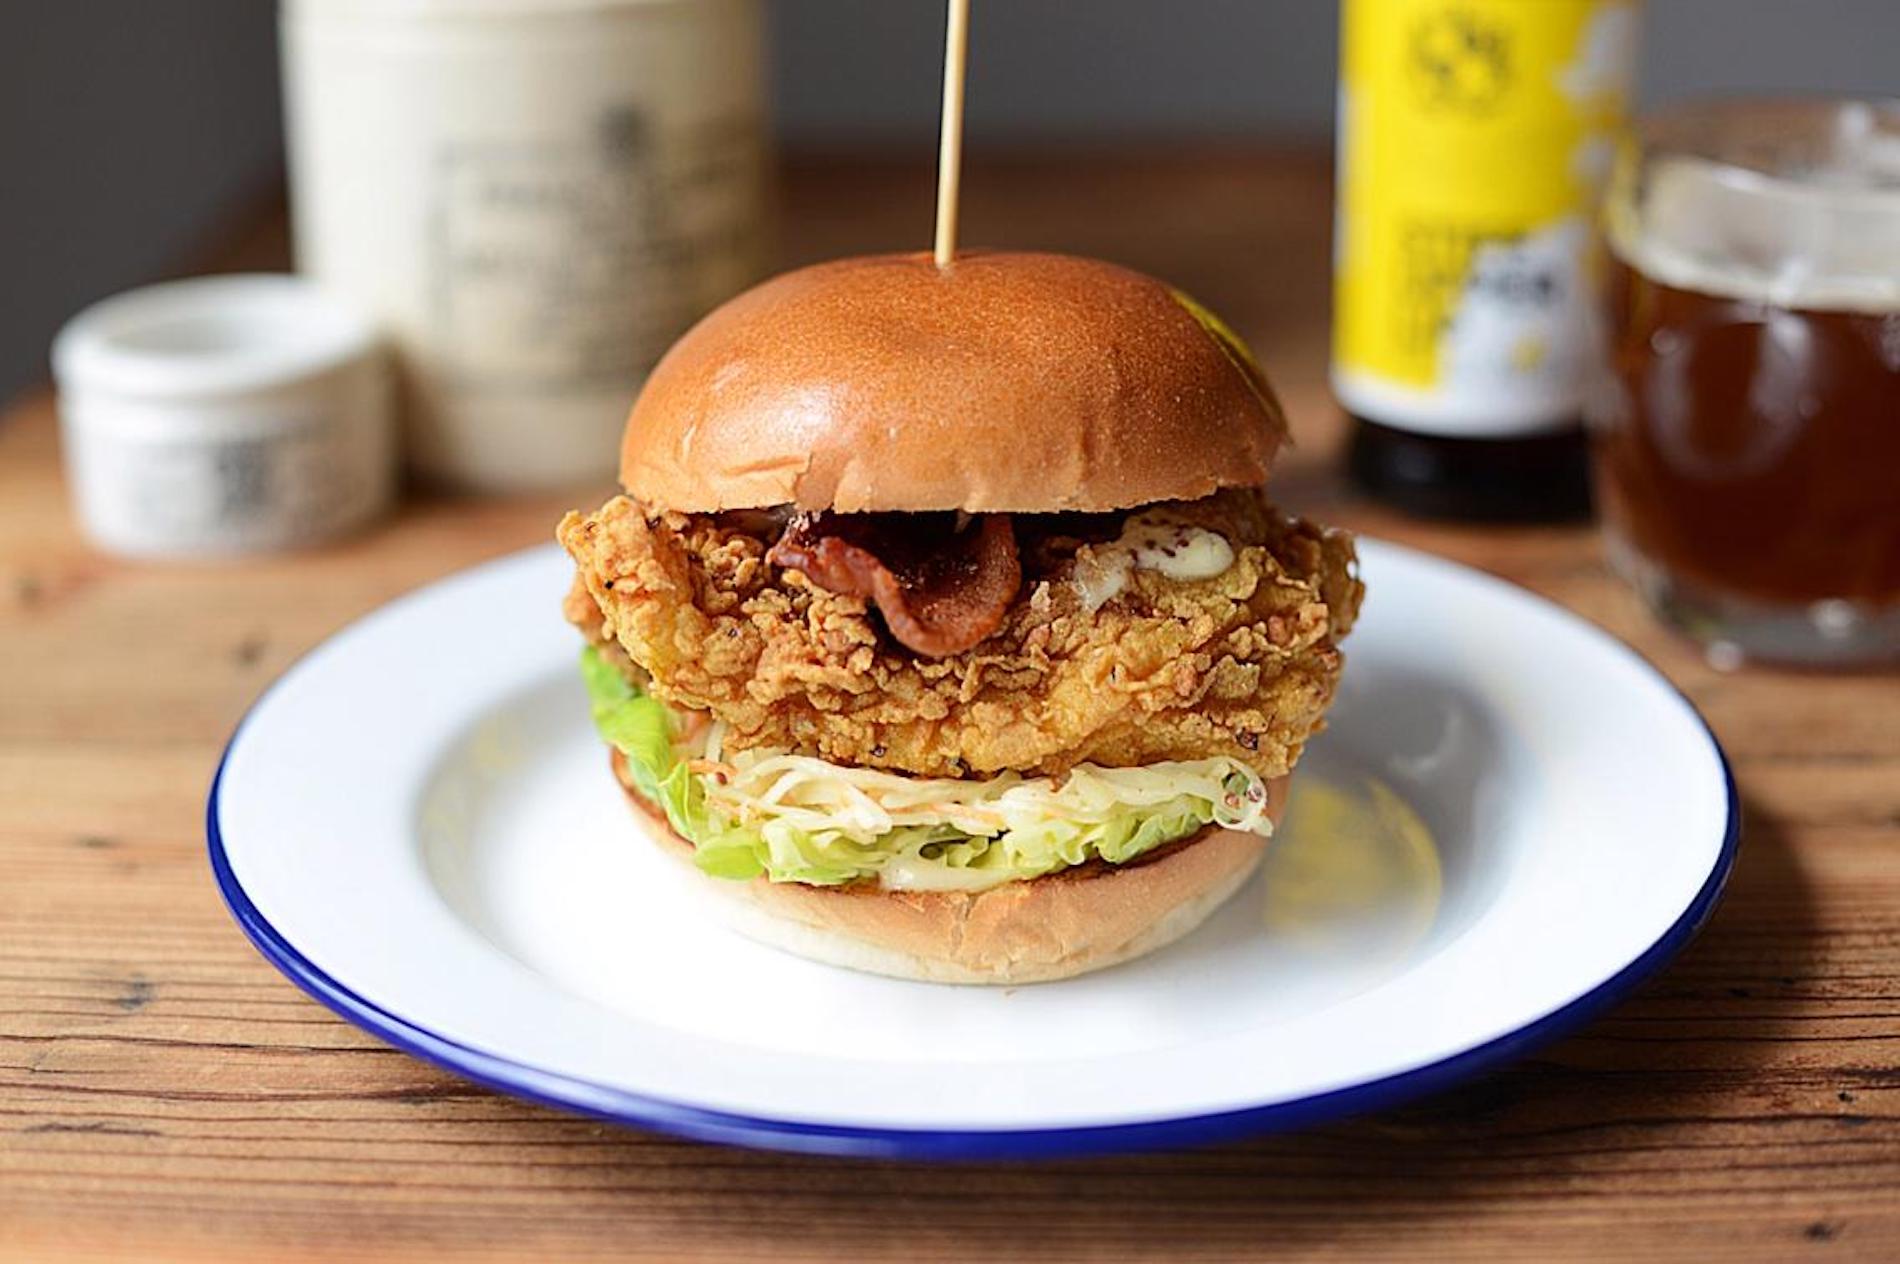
[933,0,972,267]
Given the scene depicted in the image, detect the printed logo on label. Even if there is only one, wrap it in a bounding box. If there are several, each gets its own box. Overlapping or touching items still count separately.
[1408,8,1513,114]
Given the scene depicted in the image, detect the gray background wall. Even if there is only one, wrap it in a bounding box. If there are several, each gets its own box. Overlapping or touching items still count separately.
[5,1,1899,402]
[780,0,1900,140]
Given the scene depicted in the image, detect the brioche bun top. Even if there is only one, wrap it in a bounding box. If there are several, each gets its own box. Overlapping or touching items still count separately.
[620,251,1288,513]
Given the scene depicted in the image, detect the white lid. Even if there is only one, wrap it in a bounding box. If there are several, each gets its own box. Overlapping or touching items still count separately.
[52,274,381,402]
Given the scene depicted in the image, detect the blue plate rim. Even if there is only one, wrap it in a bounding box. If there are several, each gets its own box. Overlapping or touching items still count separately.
[205,541,1743,1162]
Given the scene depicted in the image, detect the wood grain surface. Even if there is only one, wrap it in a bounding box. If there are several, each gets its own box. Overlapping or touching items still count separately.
[2,153,1897,1263]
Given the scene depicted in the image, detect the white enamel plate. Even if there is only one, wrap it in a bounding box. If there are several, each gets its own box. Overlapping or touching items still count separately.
[211,540,1737,1159]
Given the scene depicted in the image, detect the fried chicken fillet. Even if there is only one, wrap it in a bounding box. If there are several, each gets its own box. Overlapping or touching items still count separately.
[559,488,1360,781]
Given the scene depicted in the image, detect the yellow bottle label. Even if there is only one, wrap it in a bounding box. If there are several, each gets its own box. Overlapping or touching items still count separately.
[1333,0,1637,435]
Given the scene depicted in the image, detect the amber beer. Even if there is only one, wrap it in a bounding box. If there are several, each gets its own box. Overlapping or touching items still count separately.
[1592,100,1900,666]
[1598,264,1900,606]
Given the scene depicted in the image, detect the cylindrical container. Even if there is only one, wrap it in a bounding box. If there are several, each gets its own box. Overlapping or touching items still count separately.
[281,0,768,491]
[1333,0,1640,520]
[1593,99,1900,669]
[52,275,395,558]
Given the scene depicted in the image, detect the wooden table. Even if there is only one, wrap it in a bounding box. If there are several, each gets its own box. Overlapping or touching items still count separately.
[3,153,1897,1262]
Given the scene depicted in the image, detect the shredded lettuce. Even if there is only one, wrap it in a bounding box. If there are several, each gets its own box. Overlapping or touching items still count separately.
[579,647,1274,890]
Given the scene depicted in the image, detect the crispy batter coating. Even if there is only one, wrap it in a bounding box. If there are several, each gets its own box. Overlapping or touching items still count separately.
[558,490,1361,780]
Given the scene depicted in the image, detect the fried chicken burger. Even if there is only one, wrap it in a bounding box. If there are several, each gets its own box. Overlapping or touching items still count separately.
[558,251,1362,984]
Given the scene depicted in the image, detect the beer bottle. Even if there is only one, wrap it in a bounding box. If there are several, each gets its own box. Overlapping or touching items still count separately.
[1332,0,1640,520]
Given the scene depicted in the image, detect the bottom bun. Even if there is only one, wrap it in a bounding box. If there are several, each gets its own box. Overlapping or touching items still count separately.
[610,749,1290,985]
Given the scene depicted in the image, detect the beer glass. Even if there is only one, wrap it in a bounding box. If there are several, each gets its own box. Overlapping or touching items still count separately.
[1592,99,1899,668]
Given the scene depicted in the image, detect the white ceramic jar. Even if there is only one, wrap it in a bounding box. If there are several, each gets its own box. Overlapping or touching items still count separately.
[53,275,394,558]
[281,0,768,491]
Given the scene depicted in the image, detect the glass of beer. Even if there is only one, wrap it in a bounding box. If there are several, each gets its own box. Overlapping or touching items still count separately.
[1592,99,1899,668]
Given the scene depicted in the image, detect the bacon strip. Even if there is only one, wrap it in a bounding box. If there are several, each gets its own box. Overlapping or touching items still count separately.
[768,512,1021,657]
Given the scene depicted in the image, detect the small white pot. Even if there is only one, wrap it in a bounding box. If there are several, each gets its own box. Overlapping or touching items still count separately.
[53,274,395,558]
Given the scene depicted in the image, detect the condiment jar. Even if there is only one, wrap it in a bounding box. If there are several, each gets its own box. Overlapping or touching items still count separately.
[53,274,395,558]
[281,0,769,492]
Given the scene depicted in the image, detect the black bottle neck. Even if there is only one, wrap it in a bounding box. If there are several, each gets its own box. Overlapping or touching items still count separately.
[1345,415,1593,524]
